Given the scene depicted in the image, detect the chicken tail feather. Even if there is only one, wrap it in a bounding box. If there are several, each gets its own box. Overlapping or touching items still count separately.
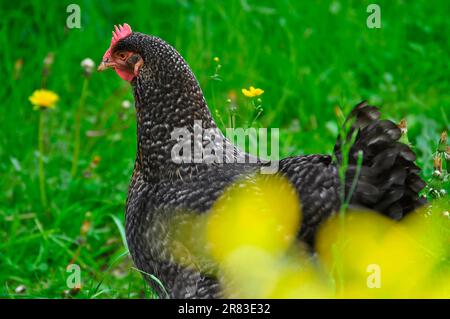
[333,101,426,219]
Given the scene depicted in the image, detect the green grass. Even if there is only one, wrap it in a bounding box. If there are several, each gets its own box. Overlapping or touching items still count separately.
[0,0,449,298]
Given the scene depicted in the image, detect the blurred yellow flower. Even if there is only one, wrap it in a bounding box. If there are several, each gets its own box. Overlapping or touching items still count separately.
[167,175,301,271]
[213,56,220,63]
[29,89,59,109]
[207,174,301,263]
[316,201,450,298]
[167,175,450,299]
[242,86,264,98]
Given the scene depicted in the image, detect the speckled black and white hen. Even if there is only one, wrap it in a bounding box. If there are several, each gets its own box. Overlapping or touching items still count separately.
[98,24,426,298]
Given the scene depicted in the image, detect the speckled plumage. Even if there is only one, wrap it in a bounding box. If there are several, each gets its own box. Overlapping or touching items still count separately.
[110,32,426,298]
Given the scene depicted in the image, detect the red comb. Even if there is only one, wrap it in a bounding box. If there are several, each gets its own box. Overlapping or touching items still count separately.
[111,23,132,47]
[103,23,133,60]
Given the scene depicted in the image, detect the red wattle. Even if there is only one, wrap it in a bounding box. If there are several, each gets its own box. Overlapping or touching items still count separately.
[115,68,135,82]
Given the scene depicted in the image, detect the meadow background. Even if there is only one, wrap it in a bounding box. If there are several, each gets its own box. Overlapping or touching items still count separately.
[0,0,449,298]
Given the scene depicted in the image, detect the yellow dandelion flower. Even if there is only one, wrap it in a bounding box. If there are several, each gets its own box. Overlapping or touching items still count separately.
[213,57,220,63]
[207,174,300,262]
[29,89,59,110]
[92,155,102,165]
[242,86,264,98]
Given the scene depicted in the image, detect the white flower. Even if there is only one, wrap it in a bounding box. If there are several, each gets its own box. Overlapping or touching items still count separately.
[121,100,131,109]
[432,170,441,177]
[15,284,26,294]
[81,58,95,75]
[329,1,341,14]
[43,52,54,67]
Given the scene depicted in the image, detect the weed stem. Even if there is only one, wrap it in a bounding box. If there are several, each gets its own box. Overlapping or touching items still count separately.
[71,77,90,177]
[38,110,48,207]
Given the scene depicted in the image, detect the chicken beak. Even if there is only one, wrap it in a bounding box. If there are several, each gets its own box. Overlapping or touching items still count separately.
[97,60,115,72]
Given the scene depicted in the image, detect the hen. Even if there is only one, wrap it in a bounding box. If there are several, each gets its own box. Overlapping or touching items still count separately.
[98,24,426,298]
